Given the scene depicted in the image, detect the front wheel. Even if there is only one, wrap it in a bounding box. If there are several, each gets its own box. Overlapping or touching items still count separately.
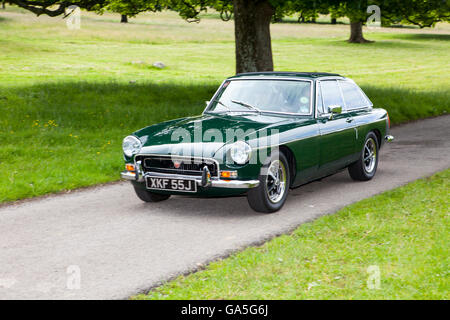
[133,185,171,202]
[247,151,290,213]
[348,132,379,181]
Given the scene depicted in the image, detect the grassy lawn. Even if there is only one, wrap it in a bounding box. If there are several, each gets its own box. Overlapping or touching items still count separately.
[134,170,449,300]
[0,8,449,203]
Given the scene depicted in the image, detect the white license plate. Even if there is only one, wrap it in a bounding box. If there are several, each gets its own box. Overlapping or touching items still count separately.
[146,177,197,193]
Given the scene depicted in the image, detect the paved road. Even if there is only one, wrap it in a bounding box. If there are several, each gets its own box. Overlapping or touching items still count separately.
[0,115,449,299]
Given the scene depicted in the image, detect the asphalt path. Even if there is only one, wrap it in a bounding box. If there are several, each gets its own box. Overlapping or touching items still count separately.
[0,115,448,299]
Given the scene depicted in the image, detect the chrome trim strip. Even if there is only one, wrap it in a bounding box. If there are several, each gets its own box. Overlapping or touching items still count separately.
[315,80,319,119]
[211,179,260,189]
[203,79,227,115]
[120,171,259,189]
[336,79,347,111]
[346,106,372,112]
[121,171,136,180]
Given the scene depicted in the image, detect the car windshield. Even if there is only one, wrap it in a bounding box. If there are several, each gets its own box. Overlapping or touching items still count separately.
[208,79,312,115]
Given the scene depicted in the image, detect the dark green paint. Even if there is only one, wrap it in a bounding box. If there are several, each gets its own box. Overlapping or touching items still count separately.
[125,73,389,196]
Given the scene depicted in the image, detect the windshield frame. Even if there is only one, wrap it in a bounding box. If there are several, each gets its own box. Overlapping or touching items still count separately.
[204,78,314,117]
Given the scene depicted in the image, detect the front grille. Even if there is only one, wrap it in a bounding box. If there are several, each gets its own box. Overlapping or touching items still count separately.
[136,155,219,177]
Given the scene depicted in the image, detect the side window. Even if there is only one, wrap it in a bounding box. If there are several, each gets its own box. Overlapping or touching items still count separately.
[320,80,344,111]
[316,82,324,114]
[339,80,369,110]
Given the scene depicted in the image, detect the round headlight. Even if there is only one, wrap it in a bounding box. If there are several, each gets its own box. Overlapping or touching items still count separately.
[122,135,142,157]
[229,141,252,165]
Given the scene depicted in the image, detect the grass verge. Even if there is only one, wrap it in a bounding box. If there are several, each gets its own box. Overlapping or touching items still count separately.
[134,170,449,299]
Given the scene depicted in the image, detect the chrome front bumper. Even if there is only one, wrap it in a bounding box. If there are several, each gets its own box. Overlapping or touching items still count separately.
[120,171,259,189]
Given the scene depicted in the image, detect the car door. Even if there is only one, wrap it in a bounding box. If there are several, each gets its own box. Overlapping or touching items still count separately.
[316,79,356,175]
[337,79,374,162]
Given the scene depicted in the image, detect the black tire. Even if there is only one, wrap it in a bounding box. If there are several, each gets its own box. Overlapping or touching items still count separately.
[247,151,291,213]
[348,132,379,181]
[133,185,171,202]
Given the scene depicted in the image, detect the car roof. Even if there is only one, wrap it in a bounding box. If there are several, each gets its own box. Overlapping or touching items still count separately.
[228,71,342,80]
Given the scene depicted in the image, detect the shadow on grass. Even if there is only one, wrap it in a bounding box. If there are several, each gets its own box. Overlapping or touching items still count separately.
[388,33,450,41]
[0,16,11,23]
[275,19,347,25]
[1,81,219,132]
[319,38,440,49]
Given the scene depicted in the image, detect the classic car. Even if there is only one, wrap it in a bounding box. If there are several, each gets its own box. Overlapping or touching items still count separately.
[121,72,394,213]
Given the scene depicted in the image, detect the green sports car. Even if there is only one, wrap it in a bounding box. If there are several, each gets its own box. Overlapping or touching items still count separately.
[121,72,394,213]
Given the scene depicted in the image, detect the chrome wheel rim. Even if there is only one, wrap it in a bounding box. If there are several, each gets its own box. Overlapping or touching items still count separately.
[363,138,377,173]
[266,160,287,204]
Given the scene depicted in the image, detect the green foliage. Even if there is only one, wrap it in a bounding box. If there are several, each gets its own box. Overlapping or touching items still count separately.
[103,0,164,17]
[166,0,233,22]
[6,0,108,16]
[377,0,450,28]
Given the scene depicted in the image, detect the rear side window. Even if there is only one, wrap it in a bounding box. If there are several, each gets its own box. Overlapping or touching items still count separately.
[339,80,371,110]
[320,80,344,111]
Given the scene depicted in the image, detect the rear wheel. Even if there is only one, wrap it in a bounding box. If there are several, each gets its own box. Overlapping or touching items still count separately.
[247,151,290,213]
[133,185,171,202]
[348,132,379,181]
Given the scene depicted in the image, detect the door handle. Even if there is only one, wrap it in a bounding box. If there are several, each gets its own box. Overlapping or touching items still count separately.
[346,117,353,123]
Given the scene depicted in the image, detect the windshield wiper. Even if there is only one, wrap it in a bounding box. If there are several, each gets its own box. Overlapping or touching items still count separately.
[231,100,261,113]
[211,100,232,113]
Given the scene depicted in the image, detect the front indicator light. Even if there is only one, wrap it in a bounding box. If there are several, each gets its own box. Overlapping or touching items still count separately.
[220,171,238,179]
[126,164,135,172]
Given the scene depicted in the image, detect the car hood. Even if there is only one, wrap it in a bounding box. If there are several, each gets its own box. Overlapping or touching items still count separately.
[134,113,293,158]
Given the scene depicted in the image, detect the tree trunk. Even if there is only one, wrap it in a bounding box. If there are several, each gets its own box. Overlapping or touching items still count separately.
[331,17,337,25]
[233,0,275,74]
[120,14,128,23]
[348,20,371,43]
[2,1,5,9]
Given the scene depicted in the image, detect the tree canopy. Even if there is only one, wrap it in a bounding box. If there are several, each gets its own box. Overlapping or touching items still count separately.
[104,0,163,19]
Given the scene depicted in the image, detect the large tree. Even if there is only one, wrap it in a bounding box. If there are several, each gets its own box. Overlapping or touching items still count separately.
[167,0,279,73]
[317,0,450,43]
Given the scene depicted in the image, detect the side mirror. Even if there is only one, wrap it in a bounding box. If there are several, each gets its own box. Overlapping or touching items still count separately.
[328,105,342,114]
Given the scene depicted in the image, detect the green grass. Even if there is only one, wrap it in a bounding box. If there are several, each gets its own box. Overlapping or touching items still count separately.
[134,170,450,300]
[0,8,449,203]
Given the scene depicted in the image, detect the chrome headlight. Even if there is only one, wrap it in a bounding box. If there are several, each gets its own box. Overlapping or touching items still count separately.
[229,141,252,165]
[122,135,142,157]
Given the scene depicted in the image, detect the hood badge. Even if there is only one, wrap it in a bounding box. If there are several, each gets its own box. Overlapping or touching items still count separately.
[173,160,182,169]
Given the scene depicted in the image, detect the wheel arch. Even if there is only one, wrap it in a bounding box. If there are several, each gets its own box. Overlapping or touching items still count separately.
[371,128,382,148]
[279,145,296,187]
